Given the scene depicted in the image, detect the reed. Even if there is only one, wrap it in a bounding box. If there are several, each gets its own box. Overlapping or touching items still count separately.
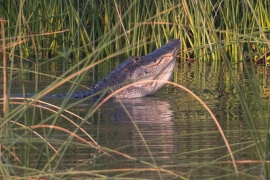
[1,1,269,62]
[0,0,269,179]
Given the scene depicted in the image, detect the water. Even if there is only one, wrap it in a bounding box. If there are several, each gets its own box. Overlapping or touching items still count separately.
[3,61,269,179]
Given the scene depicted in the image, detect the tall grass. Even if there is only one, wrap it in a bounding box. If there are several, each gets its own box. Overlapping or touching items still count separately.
[1,1,269,63]
[0,0,270,179]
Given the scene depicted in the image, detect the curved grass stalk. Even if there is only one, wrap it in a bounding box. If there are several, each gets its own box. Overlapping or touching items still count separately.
[27,125,106,156]
[9,120,59,155]
[88,80,238,174]
[27,124,186,179]
[2,97,96,145]
[0,42,140,134]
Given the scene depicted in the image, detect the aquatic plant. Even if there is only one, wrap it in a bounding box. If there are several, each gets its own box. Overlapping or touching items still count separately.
[0,0,269,179]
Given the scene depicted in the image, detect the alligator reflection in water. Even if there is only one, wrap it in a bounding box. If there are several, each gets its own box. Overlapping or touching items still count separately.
[99,97,176,164]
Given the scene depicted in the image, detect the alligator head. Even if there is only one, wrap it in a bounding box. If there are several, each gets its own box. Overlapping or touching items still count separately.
[108,39,180,98]
[71,39,180,98]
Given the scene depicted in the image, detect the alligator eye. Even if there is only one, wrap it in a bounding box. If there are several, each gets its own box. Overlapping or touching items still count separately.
[131,56,140,63]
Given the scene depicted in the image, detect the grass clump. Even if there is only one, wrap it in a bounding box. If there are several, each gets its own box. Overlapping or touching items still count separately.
[0,0,270,179]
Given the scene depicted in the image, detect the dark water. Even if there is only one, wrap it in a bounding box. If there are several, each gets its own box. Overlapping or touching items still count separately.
[4,61,269,179]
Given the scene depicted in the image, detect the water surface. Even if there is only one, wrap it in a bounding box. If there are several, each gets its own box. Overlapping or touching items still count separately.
[4,61,269,179]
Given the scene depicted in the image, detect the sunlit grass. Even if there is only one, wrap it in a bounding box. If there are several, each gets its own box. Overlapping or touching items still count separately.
[0,0,270,179]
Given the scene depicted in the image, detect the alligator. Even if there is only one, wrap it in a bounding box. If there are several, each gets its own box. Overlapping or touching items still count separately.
[57,39,180,99]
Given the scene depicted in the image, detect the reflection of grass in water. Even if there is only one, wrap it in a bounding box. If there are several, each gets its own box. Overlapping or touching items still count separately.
[1,0,270,179]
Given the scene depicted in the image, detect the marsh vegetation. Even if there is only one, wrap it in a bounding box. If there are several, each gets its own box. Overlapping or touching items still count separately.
[0,0,269,179]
